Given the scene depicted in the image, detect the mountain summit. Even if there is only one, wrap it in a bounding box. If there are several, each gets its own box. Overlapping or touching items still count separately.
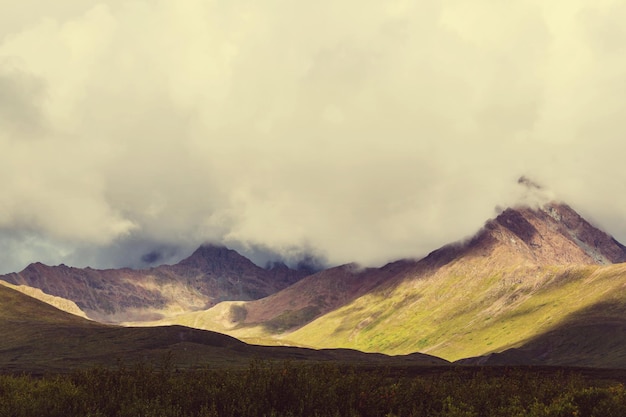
[477,202,626,265]
[421,202,626,271]
[176,244,255,271]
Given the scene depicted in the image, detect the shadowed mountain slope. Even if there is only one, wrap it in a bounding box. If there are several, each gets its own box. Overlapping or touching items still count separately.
[457,293,626,368]
[0,245,311,323]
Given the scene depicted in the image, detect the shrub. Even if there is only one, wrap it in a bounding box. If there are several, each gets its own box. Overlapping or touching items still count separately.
[0,360,624,417]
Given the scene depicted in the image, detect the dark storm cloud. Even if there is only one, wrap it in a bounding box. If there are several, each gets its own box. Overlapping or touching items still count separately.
[140,250,163,265]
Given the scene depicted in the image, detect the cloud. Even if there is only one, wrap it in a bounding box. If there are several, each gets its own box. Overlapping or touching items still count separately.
[0,0,625,273]
[0,64,47,138]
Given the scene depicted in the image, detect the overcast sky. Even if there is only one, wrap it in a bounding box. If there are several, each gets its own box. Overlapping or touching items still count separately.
[1,0,625,273]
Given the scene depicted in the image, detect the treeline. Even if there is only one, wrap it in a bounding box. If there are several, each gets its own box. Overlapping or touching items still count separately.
[0,358,625,416]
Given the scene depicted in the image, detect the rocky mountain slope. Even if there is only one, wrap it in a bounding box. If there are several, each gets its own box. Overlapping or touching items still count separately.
[0,245,311,322]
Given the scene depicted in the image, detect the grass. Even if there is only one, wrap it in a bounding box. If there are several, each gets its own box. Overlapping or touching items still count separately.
[285,261,626,365]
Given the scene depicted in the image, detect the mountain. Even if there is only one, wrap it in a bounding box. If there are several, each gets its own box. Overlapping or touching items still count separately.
[150,202,626,368]
[408,201,626,272]
[0,283,448,374]
[477,202,626,265]
[0,244,311,323]
[282,202,626,365]
[4,199,626,368]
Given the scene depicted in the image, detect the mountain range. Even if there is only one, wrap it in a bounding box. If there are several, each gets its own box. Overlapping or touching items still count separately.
[2,199,626,370]
[1,245,311,322]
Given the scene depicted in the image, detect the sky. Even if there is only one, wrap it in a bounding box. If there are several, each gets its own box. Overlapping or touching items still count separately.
[1,0,626,273]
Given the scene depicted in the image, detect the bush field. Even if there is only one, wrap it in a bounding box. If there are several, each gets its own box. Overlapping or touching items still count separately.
[0,359,625,417]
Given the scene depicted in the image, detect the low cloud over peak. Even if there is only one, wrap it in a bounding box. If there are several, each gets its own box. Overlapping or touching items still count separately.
[0,1,625,273]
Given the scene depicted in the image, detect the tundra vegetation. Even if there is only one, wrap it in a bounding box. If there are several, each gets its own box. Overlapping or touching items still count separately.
[1,358,625,417]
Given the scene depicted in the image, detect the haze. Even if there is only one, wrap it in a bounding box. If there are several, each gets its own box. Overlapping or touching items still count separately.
[1,0,625,273]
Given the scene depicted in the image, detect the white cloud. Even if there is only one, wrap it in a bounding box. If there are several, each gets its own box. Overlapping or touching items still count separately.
[0,0,625,272]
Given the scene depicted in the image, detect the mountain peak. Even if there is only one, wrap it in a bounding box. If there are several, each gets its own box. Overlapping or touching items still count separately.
[193,243,234,255]
[484,202,626,265]
[176,244,251,270]
[419,201,626,269]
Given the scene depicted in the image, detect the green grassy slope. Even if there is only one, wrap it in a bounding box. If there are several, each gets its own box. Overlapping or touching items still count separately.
[286,261,626,365]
